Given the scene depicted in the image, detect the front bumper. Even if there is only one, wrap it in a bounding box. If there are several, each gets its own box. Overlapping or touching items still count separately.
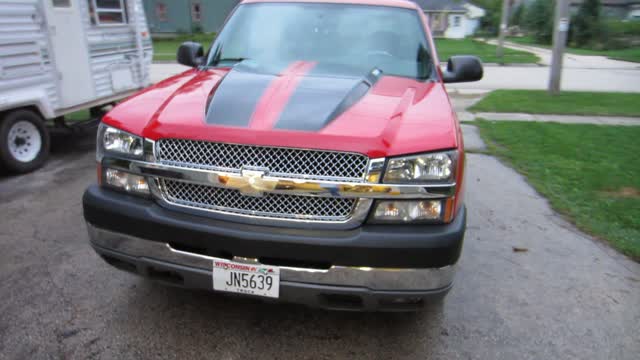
[84,186,466,311]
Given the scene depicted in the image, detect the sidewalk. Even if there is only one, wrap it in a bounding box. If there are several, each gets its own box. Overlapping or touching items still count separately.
[445,65,640,92]
[459,111,640,126]
[484,39,640,70]
[443,40,640,93]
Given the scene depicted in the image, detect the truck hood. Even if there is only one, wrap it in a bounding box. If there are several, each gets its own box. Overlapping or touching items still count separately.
[105,62,459,158]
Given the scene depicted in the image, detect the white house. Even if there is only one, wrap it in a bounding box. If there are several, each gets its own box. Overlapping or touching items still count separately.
[411,0,486,39]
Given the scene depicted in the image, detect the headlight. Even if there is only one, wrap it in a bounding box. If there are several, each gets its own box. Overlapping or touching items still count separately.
[98,123,143,158]
[383,151,457,184]
[371,200,445,223]
[374,150,460,224]
[104,168,150,196]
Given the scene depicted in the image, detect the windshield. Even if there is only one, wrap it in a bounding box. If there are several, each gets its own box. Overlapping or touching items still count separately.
[206,3,434,80]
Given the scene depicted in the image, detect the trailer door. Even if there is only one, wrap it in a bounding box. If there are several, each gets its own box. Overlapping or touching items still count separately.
[43,0,95,108]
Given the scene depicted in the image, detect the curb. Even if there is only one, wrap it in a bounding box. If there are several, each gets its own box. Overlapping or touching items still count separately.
[464,112,640,126]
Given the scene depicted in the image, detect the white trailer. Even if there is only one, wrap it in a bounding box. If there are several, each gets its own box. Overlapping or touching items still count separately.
[0,0,152,173]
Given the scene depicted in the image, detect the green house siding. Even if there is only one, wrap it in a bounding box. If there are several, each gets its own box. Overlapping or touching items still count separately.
[143,0,238,34]
[200,0,238,33]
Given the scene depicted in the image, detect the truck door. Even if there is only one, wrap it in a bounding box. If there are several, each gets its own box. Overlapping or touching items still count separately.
[43,0,95,108]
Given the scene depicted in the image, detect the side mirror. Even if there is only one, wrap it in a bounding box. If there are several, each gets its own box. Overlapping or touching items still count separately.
[177,42,204,67]
[442,56,483,83]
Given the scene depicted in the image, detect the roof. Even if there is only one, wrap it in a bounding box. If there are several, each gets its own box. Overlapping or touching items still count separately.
[410,0,469,11]
[241,0,420,9]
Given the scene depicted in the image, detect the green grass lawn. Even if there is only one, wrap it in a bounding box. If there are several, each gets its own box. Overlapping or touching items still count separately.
[152,33,216,61]
[508,36,640,63]
[44,109,93,127]
[475,120,640,260]
[470,90,640,117]
[152,36,540,64]
[435,38,540,64]
[566,47,640,63]
[65,110,91,121]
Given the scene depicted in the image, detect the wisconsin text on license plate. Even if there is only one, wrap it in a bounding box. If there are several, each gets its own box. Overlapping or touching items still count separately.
[212,259,280,298]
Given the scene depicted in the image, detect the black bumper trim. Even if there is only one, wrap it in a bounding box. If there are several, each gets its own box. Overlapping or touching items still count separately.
[83,185,465,268]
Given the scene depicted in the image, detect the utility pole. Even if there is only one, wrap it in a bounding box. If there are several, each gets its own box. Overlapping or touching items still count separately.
[496,0,511,63]
[548,0,571,95]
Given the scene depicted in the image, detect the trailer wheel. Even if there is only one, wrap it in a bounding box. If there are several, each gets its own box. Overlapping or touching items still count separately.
[0,109,50,174]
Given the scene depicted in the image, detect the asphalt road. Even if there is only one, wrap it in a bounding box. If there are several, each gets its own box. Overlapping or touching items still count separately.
[1,129,639,360]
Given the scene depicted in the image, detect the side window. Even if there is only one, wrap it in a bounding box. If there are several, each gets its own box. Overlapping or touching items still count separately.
[156,2,168,22]
[53,0,71,7]
[453,16,461,27]
[192,2,202,23]
[88,0,128,26]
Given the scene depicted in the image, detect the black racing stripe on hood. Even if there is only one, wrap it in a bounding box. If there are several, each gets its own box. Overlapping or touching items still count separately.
[205,63,281,127]
[274,67,381,132]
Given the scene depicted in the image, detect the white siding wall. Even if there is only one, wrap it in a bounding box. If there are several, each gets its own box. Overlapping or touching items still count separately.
[0,0,59,112]
[444,14,466,39]
[442,15,481,39]
[78,0,153,99]
[464,18,480,37]
[0,0,152,116]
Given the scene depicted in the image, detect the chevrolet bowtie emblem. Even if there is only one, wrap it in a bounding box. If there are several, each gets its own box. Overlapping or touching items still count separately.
[233,168,274,197]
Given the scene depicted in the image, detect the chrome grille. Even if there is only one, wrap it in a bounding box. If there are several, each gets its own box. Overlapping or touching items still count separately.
[161,180,357,222]
[156,139,369,181]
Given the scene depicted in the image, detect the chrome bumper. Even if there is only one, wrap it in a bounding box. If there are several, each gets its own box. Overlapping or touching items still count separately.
[87,223,455,291]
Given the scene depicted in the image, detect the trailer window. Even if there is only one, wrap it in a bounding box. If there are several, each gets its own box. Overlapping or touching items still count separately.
[53,0,71,7]
[88,0,128,26]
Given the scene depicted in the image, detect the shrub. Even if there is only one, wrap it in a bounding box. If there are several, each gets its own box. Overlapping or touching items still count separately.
[571,4,639,51]
[192,23,204,34]
[606,20,640,37]
[595,20,640,50]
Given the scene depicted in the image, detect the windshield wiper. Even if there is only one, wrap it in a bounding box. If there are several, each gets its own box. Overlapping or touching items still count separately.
[215,57,250,64]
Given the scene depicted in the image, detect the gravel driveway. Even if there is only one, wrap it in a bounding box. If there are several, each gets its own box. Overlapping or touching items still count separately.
[0,131,638,360]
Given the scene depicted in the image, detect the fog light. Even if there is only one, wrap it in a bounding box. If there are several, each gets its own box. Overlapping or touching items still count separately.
[390,297,423,304]
[104,168,150,195]
[372,200,443,223]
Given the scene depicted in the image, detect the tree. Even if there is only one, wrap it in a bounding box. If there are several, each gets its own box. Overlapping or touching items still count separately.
[524,0,555,44]
[474,0,503,36]
[572,0,602,47]
[510,2,526,27]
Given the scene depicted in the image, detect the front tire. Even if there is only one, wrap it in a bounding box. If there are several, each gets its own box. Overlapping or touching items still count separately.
[0,109,50,174]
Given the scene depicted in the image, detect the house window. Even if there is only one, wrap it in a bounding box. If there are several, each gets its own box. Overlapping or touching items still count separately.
[88,0,128,26]
[52,0,70,7]
[192,2,202,23]
[453,16,461,27]
[156,2,168,22]
[430,13,446,32]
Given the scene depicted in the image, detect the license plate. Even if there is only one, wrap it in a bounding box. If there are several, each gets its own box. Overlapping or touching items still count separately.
[212,259,280,298]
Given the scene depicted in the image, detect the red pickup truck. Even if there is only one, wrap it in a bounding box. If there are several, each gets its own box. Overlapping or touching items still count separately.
[83,0,482,311]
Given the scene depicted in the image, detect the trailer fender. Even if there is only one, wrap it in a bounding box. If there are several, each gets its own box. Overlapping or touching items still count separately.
[0,87,55,120]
